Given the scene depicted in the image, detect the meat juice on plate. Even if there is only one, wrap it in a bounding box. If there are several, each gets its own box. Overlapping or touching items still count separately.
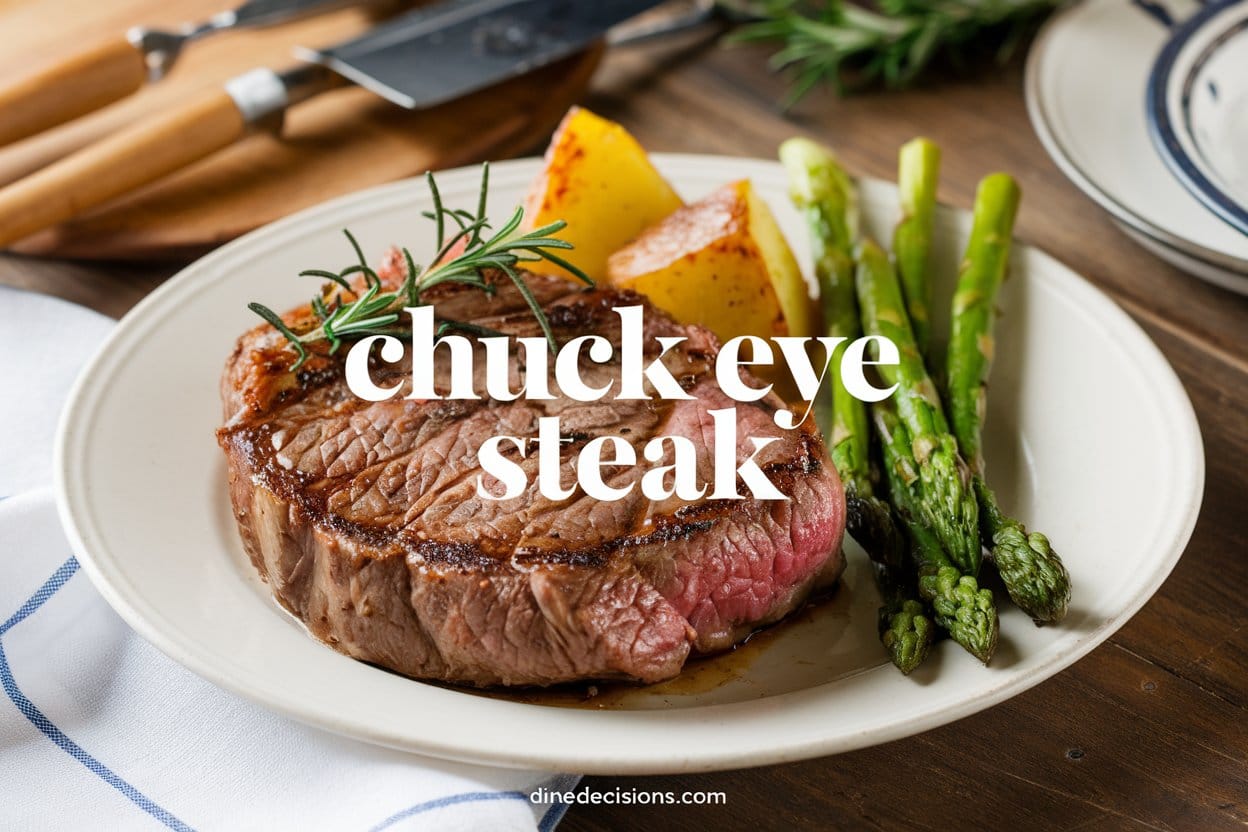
[474,543,888,711]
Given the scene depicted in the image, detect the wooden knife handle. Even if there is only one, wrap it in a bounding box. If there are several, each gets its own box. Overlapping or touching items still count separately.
[0,36,148,147]
[0,89,246,248]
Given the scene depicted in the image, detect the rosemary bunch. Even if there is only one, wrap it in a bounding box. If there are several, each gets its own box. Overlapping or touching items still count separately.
[727,0,1060,104]
[249,162,592,370]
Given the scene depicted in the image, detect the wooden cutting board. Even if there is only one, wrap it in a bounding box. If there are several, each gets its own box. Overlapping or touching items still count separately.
[0,0,601,259]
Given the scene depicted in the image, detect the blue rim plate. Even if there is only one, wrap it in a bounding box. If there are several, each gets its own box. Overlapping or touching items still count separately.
[1025,0,1248,294]
[1147,0,1248,237]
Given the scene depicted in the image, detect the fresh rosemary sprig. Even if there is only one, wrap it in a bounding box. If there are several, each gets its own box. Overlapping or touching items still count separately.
[727,0,1059,105]
[248,162,592,371]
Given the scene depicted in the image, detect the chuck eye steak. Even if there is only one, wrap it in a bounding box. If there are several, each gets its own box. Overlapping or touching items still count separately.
[218,254,846,687]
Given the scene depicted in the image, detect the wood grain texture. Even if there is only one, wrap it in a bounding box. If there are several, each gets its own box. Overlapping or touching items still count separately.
[1,23,1245,832]
[0,0,600,258]
[0,88,246,246]
[0,34,147,146]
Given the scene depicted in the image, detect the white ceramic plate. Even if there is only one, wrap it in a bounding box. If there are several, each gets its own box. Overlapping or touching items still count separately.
[55,156,1204,774]
[1025,0,1248,294]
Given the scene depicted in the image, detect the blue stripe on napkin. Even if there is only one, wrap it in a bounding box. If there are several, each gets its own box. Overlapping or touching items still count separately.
[538,774,580,832]
[368,790,531,831]
[0,555,78,636]
[0,556,194,832]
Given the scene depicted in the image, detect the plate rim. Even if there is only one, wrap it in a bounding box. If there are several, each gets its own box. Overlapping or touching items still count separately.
[1024,0,1248,283]
[53,155,1207,773]
[1145,0,1248,237]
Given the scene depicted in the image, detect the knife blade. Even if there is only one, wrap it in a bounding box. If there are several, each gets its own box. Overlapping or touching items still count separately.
[0,0,373,147]
[298,0,665,109]
[0,0,658,248]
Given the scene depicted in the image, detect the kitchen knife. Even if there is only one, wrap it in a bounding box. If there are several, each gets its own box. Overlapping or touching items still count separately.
[297,0,667,109]
[0,0,367,147]
[0,0,663,249]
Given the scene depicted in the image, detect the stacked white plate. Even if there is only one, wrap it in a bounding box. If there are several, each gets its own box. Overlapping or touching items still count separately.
[1026,0,1248,294]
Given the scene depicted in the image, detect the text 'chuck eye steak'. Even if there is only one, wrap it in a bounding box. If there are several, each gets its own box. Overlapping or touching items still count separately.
[218,251,847,687]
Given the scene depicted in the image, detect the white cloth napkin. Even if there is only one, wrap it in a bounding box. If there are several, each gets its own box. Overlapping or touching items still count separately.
[0,286,579,831]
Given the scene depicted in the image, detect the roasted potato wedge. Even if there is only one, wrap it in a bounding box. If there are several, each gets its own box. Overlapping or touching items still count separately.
[522,107,684,281]
[606,179,817,343]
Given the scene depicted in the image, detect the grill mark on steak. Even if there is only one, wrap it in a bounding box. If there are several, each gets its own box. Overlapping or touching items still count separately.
[218,261,846,686]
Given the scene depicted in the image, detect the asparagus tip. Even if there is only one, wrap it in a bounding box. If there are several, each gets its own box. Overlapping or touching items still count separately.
[881,600,934,675]
[922,566,999,664]
[992,527,1072,626]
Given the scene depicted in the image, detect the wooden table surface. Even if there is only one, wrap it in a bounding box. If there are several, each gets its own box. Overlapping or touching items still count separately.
[4,28,1246,832]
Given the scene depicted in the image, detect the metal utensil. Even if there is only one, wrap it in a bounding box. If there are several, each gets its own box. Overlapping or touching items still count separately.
[0,0,365,147]
[0,0,663,248]
[299,0,664,109]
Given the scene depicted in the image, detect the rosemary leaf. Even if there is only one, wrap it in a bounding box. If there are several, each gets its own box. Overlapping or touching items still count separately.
[248,303,309,370]
[471,162,490,247]
[401,248,422,307]
[498,263,557,355]
[524,249,594,287]
[426,171,446,250]
[299,268,354,293]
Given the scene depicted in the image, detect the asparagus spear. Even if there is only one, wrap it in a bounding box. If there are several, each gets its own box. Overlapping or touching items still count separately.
[946,173,1071,624]
[945,174,1019,466]
[893,138,941,361]
[854,238,981,575]
[781,138,932,674]
[779,139,888,552]
[873,400,998,663]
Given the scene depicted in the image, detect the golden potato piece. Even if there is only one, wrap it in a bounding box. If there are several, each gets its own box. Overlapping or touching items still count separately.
[606,179,817,343]
[522,107,684,281]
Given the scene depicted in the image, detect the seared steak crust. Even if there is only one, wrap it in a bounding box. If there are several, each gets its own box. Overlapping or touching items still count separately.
[219,256,845,686]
